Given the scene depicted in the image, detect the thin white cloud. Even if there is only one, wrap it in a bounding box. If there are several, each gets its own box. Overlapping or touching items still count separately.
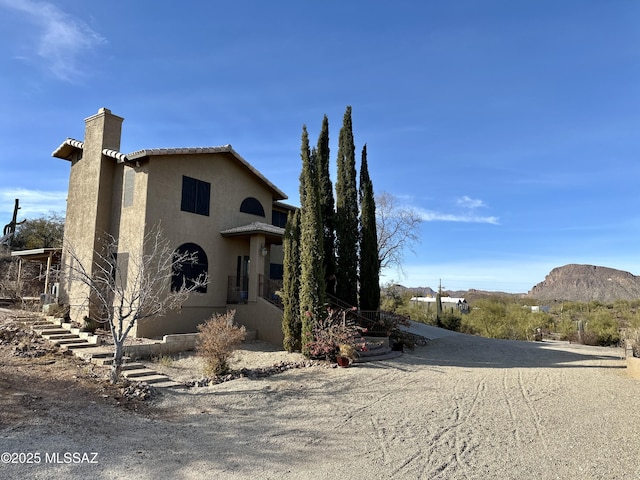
[415,207,499,225]
[0,189,66,219]
[391,193,498,225]
[0,0,106,81]
[456,195,486,209]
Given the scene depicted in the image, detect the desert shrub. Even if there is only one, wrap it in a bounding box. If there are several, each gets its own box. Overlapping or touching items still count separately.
[305,308,364,361]
[462,299,553,341]
[437,309,462,332]
[555,317,577,341]
[196,310,246,376]
[584,310,620,346]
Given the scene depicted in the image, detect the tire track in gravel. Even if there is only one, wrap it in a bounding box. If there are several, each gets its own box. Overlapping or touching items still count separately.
[501,368,548,449]
[517,369,548,448]
[417,374,487,479]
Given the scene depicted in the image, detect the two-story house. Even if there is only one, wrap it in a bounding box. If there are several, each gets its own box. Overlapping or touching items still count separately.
[53,108,293,345]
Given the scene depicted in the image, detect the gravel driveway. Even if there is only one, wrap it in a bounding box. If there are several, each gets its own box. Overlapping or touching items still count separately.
[2,324,639,479]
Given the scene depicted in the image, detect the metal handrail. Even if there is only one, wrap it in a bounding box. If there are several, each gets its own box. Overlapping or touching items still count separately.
[325,293,389,337]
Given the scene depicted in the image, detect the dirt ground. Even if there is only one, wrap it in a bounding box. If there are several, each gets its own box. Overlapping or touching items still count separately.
[2,308,640,479]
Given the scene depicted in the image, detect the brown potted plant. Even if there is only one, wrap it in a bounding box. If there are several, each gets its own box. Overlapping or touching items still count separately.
[336,343,357,367]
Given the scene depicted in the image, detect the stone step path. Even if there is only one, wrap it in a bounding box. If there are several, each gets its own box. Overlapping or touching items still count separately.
[26,316,182,388]
[354,340,403,363]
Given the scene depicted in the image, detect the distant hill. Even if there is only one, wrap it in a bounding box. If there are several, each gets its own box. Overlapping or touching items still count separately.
[528,264,640,302]
[385,284,436,297]
[385,284,521,302]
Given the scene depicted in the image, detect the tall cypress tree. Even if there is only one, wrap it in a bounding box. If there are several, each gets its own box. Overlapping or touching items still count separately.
[316,115,336,296]
[299,127,325,355]
[282,209,301,352]
[335,106,359,306]
[358,144,380,311]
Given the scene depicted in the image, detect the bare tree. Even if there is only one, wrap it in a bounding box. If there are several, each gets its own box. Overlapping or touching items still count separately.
[65,225,207,383]
[376,191,422,273]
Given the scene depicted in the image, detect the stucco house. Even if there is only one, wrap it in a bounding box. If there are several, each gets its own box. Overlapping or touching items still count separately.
[53,107,293,345]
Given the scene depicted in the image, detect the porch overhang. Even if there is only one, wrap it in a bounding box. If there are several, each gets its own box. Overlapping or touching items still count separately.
[220,222,284,244]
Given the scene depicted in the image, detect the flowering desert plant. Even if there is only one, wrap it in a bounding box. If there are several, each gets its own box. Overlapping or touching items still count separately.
[197,310,246,376]
[304,307,365,361]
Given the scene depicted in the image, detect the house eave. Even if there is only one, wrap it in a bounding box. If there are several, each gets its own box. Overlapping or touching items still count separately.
[51,138,84,160]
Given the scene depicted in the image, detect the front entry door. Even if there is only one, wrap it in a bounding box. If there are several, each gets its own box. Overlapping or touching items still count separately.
[236,255,250,302]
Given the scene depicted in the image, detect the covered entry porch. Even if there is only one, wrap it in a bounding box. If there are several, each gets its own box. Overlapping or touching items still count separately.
[220,221,284,307]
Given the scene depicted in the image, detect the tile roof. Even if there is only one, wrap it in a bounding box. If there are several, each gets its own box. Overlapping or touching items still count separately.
[52,142,287,200]
[220,222,285,237]
[51,138,84,159]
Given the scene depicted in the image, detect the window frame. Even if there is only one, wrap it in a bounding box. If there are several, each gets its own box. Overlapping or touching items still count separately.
[181,175,211,216]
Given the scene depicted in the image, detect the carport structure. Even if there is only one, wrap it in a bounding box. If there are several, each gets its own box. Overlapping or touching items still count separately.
[10,248,61,301]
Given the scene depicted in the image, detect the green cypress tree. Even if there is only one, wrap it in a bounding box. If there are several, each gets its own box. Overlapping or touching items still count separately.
[359,144,380,311]
[282,209,301,352]
[335,106,359,306]
[316,115,336,296]
[299,127,326,355]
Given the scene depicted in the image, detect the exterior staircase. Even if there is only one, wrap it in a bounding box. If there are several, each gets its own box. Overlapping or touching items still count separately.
[27,316,181,388]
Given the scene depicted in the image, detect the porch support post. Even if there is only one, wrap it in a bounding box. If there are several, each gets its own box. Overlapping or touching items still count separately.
[16,258,23,297]
[44,251,52,299]
[248,234,266,302]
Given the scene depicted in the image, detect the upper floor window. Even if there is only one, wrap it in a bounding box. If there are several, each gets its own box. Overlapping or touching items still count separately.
[272,209,288,228]
[181,176,210,216]
[240,197,265,217]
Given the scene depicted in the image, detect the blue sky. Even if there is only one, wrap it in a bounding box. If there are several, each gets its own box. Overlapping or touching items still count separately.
[1,0,639,293]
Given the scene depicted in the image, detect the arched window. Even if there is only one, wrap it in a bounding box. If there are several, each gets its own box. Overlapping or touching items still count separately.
[172,243,208,293]
[240,197,265,217]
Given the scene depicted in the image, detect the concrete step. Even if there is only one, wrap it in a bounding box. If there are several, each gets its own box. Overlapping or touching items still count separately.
[120,362,146,371]
[354,350,403,363]
[357,345,392,357]
[52,337,84,345]
[32,321,61,329]
[91,355,132,366]
[152,380,185,388]
[121,373,173,384]
[42,333,78,341]
[39,329,71,336]
[73,347,113,360]
[120,368,154,378]
[62,342,100,350]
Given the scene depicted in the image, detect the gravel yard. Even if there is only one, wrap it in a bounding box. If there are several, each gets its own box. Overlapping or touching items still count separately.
[1,309,639,479]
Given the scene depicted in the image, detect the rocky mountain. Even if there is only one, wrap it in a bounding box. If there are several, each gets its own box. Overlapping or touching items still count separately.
[528,264,640,302]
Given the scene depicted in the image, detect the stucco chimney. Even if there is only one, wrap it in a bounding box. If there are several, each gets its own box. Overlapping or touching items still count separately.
[62,108,124,322]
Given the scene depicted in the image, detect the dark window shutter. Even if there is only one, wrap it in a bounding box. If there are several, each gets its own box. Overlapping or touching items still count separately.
[181,176,197,213]
[196,180,210,216]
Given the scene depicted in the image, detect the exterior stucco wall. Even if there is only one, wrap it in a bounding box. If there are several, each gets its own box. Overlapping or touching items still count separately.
[133,152,279,338]
[231,298,285,347]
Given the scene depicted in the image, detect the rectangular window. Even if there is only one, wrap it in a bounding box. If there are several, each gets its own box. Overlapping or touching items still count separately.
[270,263,284,280]
[123,168,135,208]
[272,210,288,228]
[181,175,210,216]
